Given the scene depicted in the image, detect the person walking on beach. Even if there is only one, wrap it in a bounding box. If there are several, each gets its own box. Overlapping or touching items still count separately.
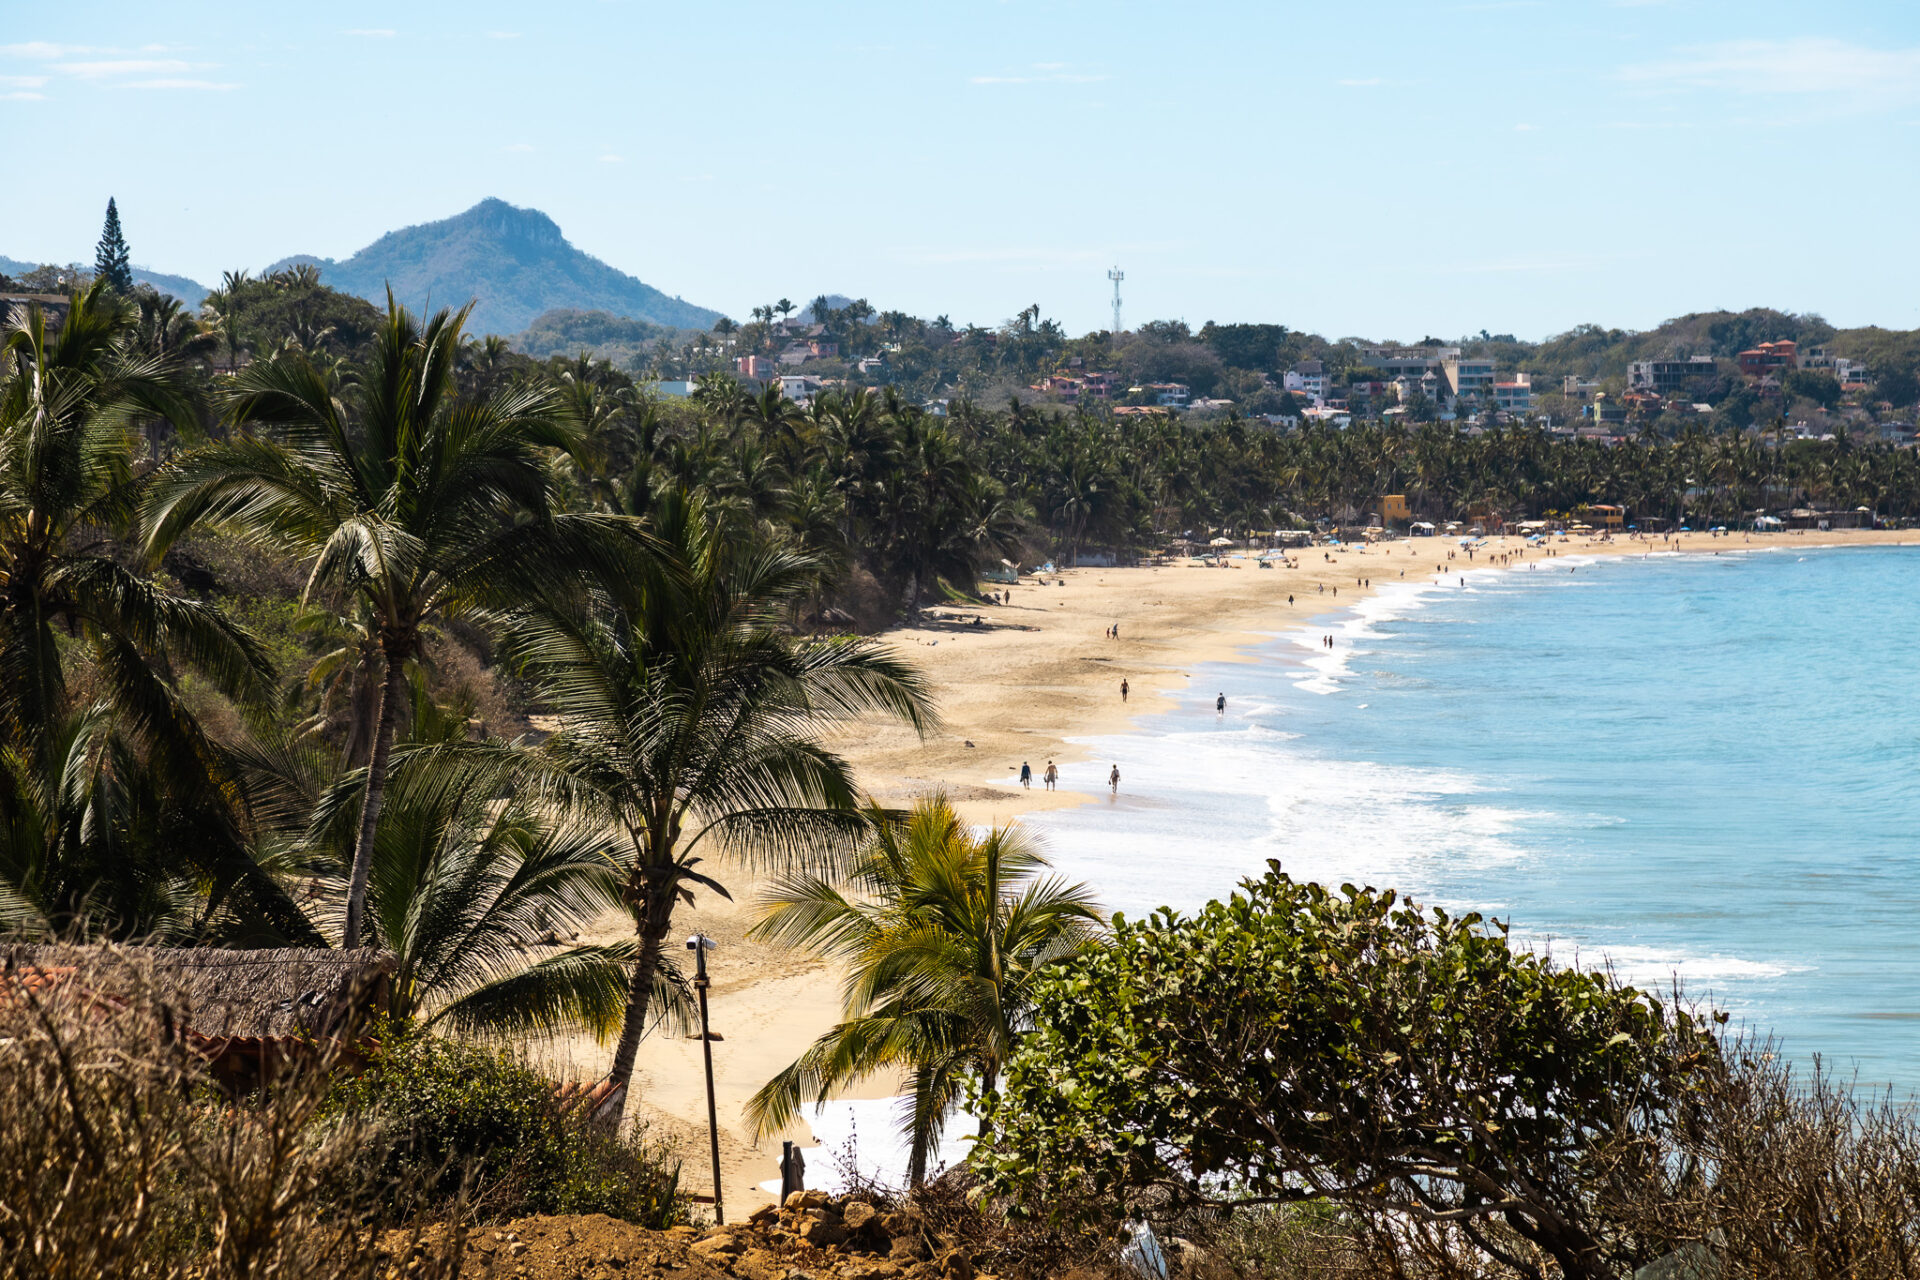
[1109,764,1121,794]
[1044,760,1058,791]
[1120,678,1130,702]
[1019,761,1032,788]
[1216,692,1226,712]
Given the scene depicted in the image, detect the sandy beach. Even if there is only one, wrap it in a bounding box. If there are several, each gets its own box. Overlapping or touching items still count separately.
[541,525,1920,1213]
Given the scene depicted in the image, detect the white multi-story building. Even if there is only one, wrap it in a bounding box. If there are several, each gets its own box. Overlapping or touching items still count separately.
[1283,359,1328,399]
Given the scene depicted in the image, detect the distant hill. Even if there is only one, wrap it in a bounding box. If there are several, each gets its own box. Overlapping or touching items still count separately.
[271,199,722,338]
[511,308,694,370]
[0,254,209,308]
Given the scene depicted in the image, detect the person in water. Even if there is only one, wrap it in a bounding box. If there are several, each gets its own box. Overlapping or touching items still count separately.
[1216,692,1226,712]
[1109,763,1121,794]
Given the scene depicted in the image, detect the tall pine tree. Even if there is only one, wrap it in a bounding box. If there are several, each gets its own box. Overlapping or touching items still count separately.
[94,198,133,293]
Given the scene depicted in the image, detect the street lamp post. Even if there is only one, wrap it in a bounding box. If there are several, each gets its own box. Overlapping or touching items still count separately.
[686,933,724,1224]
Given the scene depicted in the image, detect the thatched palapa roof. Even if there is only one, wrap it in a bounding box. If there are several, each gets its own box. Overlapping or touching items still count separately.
[1,945,395,1041]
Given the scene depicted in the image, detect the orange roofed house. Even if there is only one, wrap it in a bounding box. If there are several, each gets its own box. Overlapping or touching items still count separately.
[1738,341,1798,379]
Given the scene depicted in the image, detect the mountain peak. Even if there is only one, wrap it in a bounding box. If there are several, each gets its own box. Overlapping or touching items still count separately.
[453,198,565,248]
[277,201,718,337]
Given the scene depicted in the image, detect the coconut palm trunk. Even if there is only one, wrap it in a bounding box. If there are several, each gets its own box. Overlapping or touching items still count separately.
[343,636,411,948]
[596,861,678,1125]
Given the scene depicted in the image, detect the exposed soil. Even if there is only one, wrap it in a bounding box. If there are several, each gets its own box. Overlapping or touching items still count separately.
[374,1191,1100,1280]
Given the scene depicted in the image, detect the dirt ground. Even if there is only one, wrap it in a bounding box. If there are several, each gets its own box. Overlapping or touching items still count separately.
[375,1190,1118,1280]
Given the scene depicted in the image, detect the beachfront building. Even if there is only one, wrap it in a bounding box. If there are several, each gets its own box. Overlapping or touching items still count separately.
[1494,375,1534,413]
[1628,356,1718,394]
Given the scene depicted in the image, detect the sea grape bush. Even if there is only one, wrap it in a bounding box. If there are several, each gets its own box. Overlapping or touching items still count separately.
[972,861,1722,1280]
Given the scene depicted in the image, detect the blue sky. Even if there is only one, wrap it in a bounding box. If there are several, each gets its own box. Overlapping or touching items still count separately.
[3,0,1918,340]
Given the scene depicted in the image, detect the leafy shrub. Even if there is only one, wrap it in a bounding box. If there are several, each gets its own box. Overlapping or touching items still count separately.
[327,1028,682,1227]
[974,862,1723,1278]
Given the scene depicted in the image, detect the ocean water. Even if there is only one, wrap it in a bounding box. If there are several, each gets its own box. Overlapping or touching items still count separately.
[1023,545,1920,1092]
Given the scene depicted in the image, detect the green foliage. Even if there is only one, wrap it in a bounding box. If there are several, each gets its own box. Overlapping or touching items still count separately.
[512,308,683,368]
[974,861,1722,1278]
[1782,368,1842,410]
[198,266,384,363]
[326,1028,684,1226]
[1199,321,1289,373]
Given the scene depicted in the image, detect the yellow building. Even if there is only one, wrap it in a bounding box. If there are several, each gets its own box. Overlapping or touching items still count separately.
[1381,494,1412,525]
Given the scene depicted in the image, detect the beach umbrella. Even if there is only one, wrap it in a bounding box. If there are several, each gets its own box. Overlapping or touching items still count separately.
[1209,537,1235,547]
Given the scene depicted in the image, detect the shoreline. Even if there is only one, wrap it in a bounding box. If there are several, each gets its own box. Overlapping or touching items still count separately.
[589,527,1920,1210]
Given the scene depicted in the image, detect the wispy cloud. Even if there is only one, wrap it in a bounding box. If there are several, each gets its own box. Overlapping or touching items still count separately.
[344,28,397,38]
[1,90,45,100]
[0,42,94,59]
[970,62,1105,85]
[124,78,237,91]
[54,58,193,78]
[1622,38,1920,108]
[6,49,240,95]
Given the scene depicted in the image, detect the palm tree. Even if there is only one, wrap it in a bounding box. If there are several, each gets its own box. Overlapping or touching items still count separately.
[0,699,322,944]
[745,796,1100,1184]
[143,296,614,949]
[303,697,640,1037]
[501,490,936,1121]
[0,280,270,749]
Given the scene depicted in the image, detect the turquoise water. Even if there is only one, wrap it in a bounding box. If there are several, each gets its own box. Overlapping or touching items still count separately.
[1026,545,1920,1092]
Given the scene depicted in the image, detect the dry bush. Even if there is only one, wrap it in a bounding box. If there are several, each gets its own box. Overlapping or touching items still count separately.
[0,949,462,1280]
[1204,1037,1920,1280]
[1615,1038,1920,1279]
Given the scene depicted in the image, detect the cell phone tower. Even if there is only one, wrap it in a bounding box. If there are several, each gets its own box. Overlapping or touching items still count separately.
[1108,266,1124,335]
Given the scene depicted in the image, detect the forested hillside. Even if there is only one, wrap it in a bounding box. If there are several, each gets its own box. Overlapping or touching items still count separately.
[269,198,720,335]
